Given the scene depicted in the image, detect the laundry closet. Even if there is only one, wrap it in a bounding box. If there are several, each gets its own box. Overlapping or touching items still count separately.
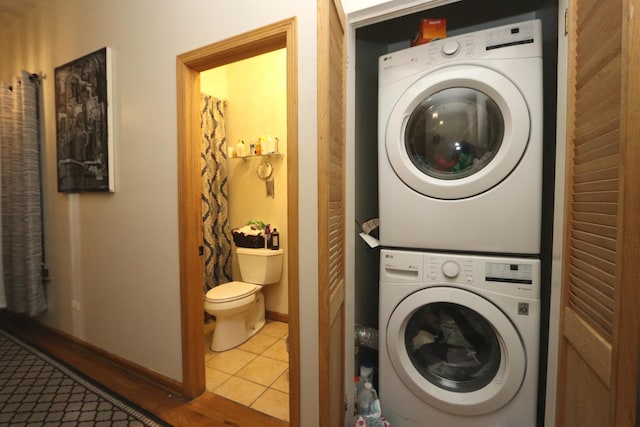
[349,0,559,425]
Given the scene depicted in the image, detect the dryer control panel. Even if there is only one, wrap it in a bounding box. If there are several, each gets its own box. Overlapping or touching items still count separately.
[486,21,537,50]
[378,19,542,87]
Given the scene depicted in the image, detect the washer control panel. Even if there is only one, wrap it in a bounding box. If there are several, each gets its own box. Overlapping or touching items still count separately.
[485,262,534,284]
[380,249,540,297]
[426,256,474,284]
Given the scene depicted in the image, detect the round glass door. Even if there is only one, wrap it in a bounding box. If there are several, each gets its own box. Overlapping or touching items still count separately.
[385,65,530,200]
[386,287,526,415]
[405,88,504,180]
[405,301,501,393]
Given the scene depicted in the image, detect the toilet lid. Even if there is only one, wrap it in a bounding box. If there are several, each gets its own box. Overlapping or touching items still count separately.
[205,281,258,303]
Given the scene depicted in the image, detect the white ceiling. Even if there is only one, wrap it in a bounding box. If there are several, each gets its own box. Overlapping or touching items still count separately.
[0,0,42,30]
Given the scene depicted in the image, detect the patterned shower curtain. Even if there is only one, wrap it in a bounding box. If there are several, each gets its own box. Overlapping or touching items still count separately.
[200,94,232,294]
[0,71,47,316]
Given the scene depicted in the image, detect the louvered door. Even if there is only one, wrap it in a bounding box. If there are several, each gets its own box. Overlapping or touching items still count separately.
[556,0,640,425]
[318,0,347,425]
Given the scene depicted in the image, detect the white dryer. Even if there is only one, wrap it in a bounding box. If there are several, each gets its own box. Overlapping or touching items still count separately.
[378,20,543,254]
[379,249,540,427]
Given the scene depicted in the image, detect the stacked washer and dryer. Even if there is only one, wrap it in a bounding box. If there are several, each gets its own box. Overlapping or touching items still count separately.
[377,20,543,426]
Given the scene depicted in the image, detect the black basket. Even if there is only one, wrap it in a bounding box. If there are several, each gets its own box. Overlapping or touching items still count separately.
[232,232,265,248]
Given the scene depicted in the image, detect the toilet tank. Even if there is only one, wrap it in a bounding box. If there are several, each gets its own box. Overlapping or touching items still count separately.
[236,247,284,284]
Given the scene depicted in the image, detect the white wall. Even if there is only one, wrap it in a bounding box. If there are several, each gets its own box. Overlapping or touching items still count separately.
[343,0,460,26]
[0,1,320,421]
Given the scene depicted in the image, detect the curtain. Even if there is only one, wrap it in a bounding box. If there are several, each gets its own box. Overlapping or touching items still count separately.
[200,94,232,294]
[0,71,46,316]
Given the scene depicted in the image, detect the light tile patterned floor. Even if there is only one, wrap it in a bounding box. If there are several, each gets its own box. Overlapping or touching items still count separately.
[204,320,289,422]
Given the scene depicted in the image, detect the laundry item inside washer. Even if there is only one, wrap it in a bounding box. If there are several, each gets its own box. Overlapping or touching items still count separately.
[406,302,501,392]
[379,248,540,425]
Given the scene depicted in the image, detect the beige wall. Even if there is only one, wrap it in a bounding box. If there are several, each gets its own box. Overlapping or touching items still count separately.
[201,49,289,315]
[0,1,320,422]
[200,66,228,100]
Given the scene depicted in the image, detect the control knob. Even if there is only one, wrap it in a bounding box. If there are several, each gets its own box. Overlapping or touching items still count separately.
[442,41,460,56]
[441,260,460,278]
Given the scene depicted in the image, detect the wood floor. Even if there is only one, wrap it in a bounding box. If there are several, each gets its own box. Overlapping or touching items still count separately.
[0,313,288,427]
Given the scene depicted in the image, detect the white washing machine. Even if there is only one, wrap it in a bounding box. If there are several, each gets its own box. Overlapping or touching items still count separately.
[379,248,540,427]
[378,20,543,254]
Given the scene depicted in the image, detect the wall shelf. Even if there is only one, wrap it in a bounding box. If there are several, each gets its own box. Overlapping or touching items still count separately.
[231,153,285,162]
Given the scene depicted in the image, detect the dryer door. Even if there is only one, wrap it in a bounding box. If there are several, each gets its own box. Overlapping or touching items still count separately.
[386,286,526,415]
[385,65,530,199]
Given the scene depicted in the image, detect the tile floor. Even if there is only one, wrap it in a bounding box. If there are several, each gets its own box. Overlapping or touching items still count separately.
[204,320,289,422]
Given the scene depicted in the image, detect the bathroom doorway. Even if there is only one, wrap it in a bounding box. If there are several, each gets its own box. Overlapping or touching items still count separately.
[200,47,289,422]
[176,18,299,426]
[200,48,289,325]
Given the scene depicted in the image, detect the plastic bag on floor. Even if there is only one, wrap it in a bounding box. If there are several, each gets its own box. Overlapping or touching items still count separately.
[355,382,392,427]
[354,414,392,427]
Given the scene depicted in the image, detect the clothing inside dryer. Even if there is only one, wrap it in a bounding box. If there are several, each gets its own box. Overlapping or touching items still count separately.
[404,87,504,180]
[405,301,502,392]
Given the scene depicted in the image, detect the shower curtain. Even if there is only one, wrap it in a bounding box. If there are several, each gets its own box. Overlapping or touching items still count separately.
[200,94,232,294]
[0,71,47,316]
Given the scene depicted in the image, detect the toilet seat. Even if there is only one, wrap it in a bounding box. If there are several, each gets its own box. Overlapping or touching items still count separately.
[205,281,259,303]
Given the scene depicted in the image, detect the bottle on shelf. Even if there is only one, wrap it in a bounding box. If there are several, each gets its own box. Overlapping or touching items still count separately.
[256,138,262,155]
[236,140,246,157]
[271,228,280,250]
[265,134,275,153]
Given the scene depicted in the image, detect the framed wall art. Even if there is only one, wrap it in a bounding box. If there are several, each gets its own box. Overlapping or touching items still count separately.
[55,47,114,192]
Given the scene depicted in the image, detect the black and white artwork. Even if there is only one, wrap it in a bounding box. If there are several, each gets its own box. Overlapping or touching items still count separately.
[55,47,114,192]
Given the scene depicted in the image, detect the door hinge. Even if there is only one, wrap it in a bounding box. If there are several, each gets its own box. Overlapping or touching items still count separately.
[564,8,569,36]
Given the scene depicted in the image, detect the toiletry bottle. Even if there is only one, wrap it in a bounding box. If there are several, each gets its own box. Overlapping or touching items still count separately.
[264,224,271,249]
[271,228,280,250]
[256,138,262,155]
[236,140,246,157]
[265,135,275,153]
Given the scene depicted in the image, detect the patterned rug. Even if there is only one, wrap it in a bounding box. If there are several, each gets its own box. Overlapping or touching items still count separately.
[0,328,171,426]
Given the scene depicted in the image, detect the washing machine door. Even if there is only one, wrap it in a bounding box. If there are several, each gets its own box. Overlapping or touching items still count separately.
[385,286,526,415]
[385,65,530,199]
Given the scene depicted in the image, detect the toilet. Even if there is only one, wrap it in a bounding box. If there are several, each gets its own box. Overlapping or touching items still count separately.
[204,247,284,352]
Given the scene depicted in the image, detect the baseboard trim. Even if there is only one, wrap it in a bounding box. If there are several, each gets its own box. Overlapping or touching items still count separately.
[265,310,289,323]
[0,311,184,397]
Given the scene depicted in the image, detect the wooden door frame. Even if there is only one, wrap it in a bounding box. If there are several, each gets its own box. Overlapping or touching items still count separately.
[317,0,347,424]
[176,18,300,425]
